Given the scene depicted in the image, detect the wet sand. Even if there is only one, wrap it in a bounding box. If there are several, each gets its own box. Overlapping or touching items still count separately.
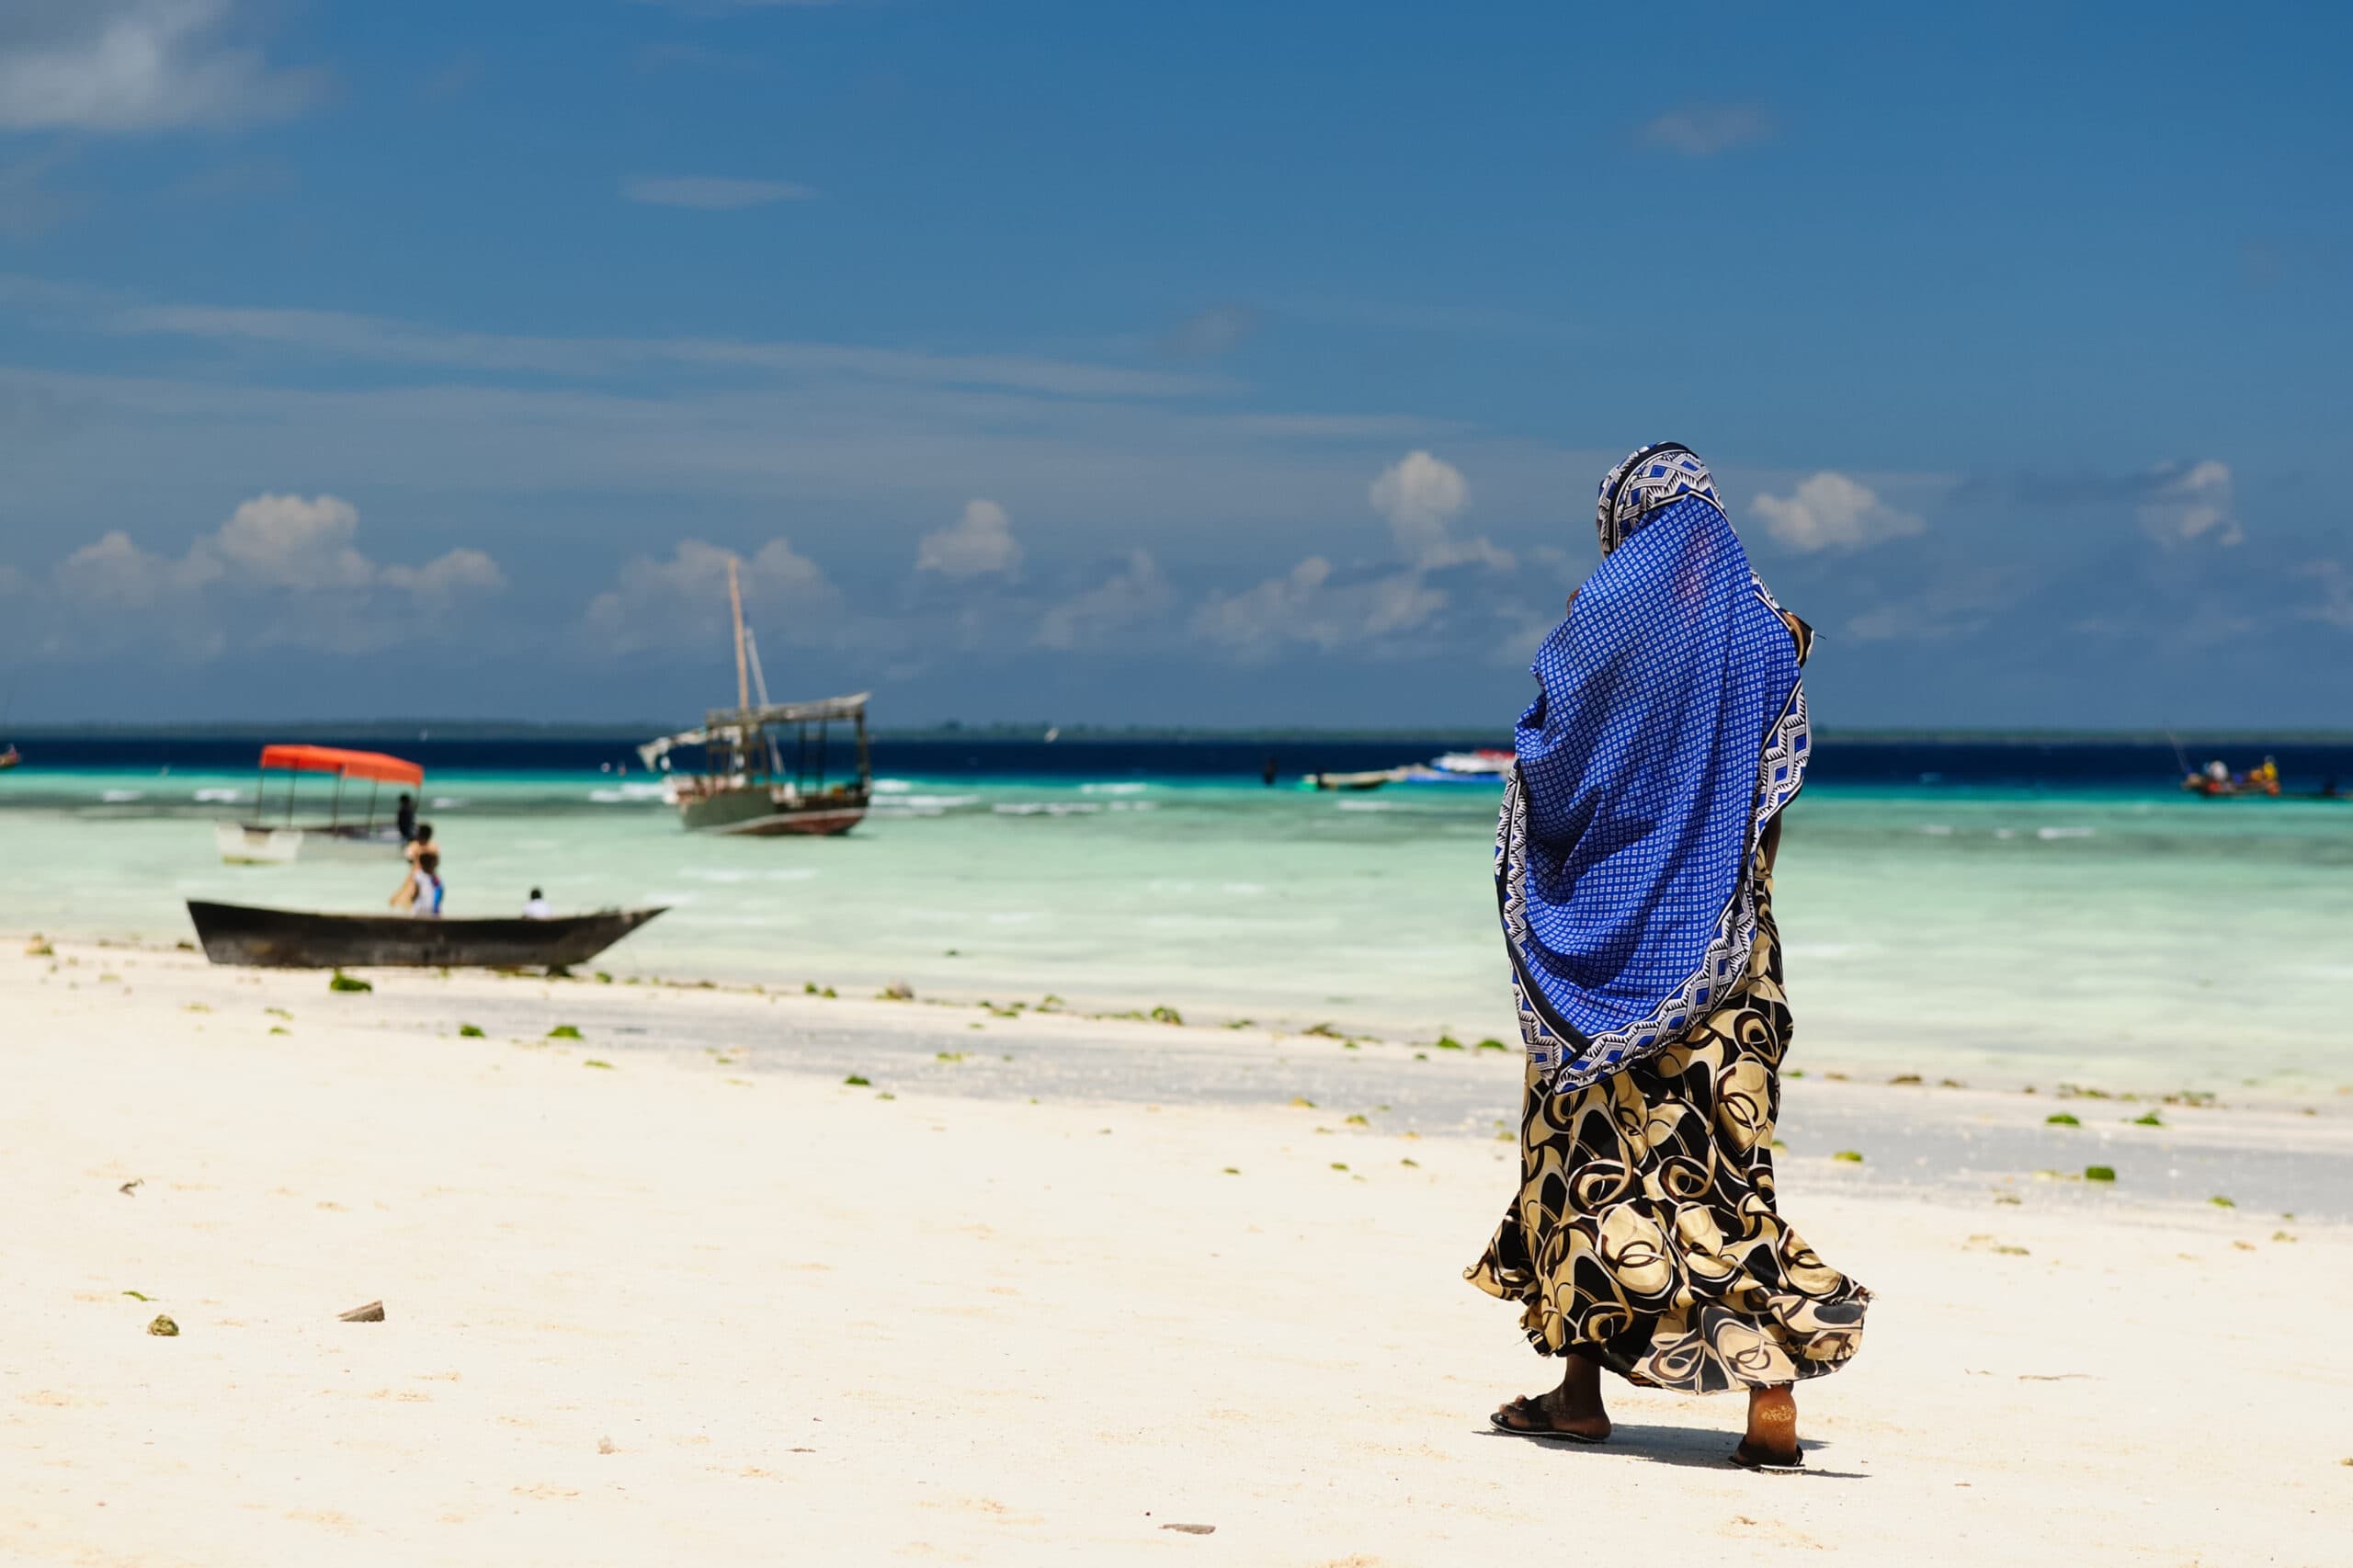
[3,937,2346,1565]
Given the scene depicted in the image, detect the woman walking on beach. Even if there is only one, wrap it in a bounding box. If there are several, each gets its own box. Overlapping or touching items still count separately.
[1467,443,1869,1469]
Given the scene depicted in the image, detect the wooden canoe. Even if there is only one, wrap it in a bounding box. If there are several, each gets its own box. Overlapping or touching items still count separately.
[186,901,665,970]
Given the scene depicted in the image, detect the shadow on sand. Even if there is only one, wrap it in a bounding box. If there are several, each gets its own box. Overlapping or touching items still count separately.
[1478,1421,1868,1479]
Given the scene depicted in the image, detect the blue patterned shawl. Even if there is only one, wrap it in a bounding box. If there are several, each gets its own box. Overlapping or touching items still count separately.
[1496,443,1810,1088]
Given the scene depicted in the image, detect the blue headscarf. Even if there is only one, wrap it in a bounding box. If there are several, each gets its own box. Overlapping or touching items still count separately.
[1496,442,1810,1087]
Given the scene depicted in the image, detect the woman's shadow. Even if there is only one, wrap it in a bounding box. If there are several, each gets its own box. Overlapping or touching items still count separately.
[1481,1422,1869,1479]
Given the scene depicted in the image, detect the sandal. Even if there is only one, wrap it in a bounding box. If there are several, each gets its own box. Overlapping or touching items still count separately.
[1489,1395,1609,1444]
[1728,1439,1804,1471]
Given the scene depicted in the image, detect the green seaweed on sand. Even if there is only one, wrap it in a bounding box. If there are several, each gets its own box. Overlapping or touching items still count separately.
[2131,1110,2164,1127]
[875,1092,896,1100]
[2210,1195,2235,1208]
[1037,994,1066,1013]
[146,1314,178,1336]
[264,1006,291,1019]
[935,1051,967,1062]
[1345,1114,1369,1126]
[327,971,371,994]
[1833,1150,1864,1163]
[2085,1165,2117,1182]
[2046,1113,2081,1126]
[1222,1167,1240,1175]
[1476,1039,1509,1051]
[1889,1073,1924,1085]
[1329,1163,1348,1172]
[546,1024,583,1040]
[1150,1005,1183,1025]
[843,1074,870,1086]
[596,971,613,984]
[1401,1158,1420,1168]
[1435,1035,1466,1051]
[121,1290,151,1301]
[458,1024,485,1038]
[268,1026,290,1036]
[583,1060,614,1070]
[1224,1018,1255,1029]
[1302,1022,1343,1039]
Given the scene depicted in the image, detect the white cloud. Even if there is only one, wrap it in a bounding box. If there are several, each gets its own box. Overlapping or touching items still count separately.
[1158,303,1259,360]
[584,538,835,655]
[2138,460,2240,547]
[209,492,372,589]
[30,493,501,655]
[48,280,1225,399]
[1193,451,1510,662]
[1035,551,1170,650]
[381,548,504,606]
[1369,449,1510,570]
[1191,557,1448,663]
[54,528,222,608]
[1752,472,1927,552]
[621,176,817,210]
[916,499,1022,580]
[2300,561,2353,630]
[1638,104,1773,156]
[0,0,326,131]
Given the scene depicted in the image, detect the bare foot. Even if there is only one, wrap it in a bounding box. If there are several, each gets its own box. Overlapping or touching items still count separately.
[1732,1383,1801,1469]
[1491,1353,1610,1442]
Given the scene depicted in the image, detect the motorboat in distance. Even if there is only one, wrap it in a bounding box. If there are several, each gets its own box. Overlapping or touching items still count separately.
[215,744,422,864]
[187,900,665,971]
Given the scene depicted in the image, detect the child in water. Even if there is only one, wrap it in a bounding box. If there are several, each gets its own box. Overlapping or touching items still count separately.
[392,850,445,916]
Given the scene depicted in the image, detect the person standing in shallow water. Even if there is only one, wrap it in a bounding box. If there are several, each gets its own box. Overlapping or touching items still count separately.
[1466,443,1869,1470]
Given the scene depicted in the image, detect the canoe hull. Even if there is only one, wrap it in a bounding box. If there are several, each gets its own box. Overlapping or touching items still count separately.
[187,901,665,970]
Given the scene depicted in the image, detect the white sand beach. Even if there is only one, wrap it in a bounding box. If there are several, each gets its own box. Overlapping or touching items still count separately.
[3,937,2347,1566]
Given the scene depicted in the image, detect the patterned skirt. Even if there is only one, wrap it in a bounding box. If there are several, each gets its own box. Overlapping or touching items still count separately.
[1465,862,1869,1392]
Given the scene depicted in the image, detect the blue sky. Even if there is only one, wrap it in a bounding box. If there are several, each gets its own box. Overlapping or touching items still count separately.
[0,0,2347,728]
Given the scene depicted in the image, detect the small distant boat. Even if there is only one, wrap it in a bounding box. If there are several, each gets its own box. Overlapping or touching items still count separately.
[2180,756,2283,800]
[637,559,873,837]
[0,744,18,772]
[187,900,665,970]
[216,745,424,864]
[1307,747,1514,791]
[1306,767,1408,791]
[1427,748,1514,777]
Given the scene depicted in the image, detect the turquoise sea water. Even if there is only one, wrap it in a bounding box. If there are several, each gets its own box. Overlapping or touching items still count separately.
[5,765,2348,1096]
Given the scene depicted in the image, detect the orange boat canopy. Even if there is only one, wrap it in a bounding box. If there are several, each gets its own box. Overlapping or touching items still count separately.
[256,744,424,788]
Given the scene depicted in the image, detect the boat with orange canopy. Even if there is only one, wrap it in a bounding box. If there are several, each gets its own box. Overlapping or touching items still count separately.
[214,744,425,865]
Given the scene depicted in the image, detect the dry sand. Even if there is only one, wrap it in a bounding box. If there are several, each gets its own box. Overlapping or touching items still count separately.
[2,938,2346,1566]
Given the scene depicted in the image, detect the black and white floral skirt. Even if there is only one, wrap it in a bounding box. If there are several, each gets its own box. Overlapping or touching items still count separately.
[1465,858,1870,1392]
